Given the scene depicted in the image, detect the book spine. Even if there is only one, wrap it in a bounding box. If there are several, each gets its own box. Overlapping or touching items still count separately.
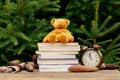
[38,64,73,69]
[37,59,79,65]
[39,68,69,72]
[38,45,80,51]
[36,51,79,54]
[37,42,79,46]
[37,44,80,48]
[37,54,76,59]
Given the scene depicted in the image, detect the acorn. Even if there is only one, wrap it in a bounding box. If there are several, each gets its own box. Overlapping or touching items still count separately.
[24,62,34,72]
[32,54,38,63]
[32,54,39,69]
[7,60,21,66]
[33,63,39,69]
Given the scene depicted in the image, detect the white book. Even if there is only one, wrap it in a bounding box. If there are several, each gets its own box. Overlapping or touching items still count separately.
[37,59,78,65]
[37,54,76,59]
[37,45,80,51]
[37,42,80,51]
[36,51,79,55]
[37,42,79,47]
[38,64,73,69]
[39,68,69,72]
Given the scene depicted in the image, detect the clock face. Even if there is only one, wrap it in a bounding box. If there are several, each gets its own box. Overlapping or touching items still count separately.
[81,49,102,67]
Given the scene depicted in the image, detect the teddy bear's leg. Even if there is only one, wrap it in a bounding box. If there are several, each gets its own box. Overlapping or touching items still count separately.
[69,35,74,42]
[57,33,68,43]
[65,31,74,42]
[48,33,58,43]
[43,36,49,43]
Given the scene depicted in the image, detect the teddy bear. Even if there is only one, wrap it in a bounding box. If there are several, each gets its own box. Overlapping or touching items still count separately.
[43,18,74,43]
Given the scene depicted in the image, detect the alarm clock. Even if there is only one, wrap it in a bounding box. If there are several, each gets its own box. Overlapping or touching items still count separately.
[80,39,103,67]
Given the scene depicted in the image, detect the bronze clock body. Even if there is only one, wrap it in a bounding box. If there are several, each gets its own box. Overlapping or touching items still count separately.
[81,48,103,67]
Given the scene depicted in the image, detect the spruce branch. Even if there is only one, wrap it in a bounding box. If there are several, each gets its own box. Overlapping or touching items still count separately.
[80,25,93,38]
[15,45,26,55]
[109,1,120,5]
[99,15,112,32]
[9,36,18,46]
[77,37,85,44]
[97,39,112,45]
[109,48,120,54]
[107,34,120,50]
[94,1,99,37]
[98,22,120,37]
[91,20,99,37]
[108,43,120,50]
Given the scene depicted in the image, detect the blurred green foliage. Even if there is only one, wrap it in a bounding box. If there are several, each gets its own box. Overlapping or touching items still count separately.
[0,0,60,65]
[0,0,120,66]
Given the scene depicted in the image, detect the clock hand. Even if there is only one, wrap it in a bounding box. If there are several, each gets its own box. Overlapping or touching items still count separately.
[89,54,92,60]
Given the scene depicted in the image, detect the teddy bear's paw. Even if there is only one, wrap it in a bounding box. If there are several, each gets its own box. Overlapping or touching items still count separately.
[57,33,68,43]
[48,33,58,43]
[69,37,74,42]
[43,38,48,43]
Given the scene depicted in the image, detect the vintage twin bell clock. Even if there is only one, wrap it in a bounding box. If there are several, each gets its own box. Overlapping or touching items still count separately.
[81,39,103,68]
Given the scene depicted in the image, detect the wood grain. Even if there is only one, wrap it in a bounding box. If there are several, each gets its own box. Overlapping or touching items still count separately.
[0,70,120,80]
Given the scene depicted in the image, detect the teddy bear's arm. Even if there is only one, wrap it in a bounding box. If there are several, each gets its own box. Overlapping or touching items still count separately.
[64,30,74,42]
[43,31,58,43]
[43,33,51,42]
[68,33,74,42]
[43,36,49,42]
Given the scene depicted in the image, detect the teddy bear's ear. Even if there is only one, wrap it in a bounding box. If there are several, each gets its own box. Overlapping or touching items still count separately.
[51,19,56,25]
[66,19,70,26]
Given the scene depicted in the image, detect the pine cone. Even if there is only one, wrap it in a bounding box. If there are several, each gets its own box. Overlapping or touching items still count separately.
[68,65,99,72]
[105,64,120,69]
[99,63,120,70]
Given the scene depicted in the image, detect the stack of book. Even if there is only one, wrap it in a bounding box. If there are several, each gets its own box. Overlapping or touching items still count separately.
[36,42,80,72]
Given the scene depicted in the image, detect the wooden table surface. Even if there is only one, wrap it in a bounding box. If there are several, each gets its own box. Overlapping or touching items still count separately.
[0,70,120,80]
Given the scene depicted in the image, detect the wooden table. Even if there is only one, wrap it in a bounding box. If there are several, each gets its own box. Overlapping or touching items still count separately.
[0,70,120,80]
